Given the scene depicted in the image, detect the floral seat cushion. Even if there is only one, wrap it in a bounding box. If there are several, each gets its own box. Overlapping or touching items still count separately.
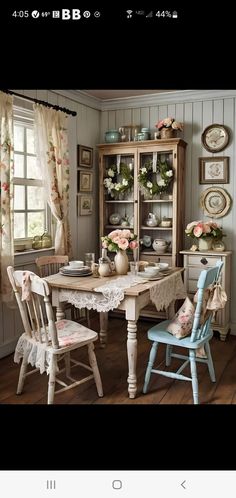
[55,320,97,347]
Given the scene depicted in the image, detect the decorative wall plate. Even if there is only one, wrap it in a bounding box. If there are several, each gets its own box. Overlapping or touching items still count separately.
[201,124,230,153]
[200,187,232,218]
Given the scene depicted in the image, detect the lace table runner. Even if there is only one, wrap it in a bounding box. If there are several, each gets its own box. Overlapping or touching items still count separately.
[59,275,146,313]
[150,271,187,310]
[59,272,186,313]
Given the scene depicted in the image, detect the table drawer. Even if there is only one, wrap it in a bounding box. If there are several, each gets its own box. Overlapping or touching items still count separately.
[187,255,221,267]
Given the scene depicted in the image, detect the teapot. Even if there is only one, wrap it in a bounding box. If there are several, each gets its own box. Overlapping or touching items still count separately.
[152,238,170,254]
[145,213,159,227]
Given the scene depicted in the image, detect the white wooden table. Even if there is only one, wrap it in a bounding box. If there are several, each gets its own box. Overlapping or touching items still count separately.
[45,268,185,398]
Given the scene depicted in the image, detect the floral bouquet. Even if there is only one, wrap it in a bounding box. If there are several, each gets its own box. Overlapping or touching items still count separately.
[156,117,183,131]
[185,220,224,240]
[101,229,138,252]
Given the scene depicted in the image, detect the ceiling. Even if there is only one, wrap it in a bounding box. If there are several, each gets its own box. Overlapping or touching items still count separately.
[81,90,174,100]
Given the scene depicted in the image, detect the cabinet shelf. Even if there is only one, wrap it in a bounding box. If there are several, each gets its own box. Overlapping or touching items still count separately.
[105,200,134,204]
[105,225,132,229]
[141,226,173,231]
[142,199,173,203]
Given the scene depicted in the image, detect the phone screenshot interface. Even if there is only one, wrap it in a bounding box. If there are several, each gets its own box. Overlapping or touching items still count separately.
[0,4,235,495]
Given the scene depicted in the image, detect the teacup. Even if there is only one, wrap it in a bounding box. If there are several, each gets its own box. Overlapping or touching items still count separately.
[69,260,84,268]
[144,266,160,277]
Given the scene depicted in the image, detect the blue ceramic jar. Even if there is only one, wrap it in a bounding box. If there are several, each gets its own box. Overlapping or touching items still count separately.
[105,129,121,143]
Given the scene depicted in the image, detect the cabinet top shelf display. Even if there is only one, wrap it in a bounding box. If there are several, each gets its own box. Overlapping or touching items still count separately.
[98,138,187,268]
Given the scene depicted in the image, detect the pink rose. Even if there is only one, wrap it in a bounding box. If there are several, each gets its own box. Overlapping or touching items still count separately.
[121,229,132,239]
[129,240,138,249]
[117,238,129,250]
[108,229,122,240]
[193,224,203,237]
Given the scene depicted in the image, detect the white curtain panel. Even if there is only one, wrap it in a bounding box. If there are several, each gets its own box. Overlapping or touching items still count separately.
[0,91,14,302]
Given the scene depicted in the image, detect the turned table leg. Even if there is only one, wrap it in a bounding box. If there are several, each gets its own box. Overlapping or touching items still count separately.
[56,302,65,321]
[99,312,108,348]
[127,320,138,399]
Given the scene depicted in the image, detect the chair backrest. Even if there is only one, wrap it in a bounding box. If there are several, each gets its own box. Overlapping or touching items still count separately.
[190,260,224,343]
[7,266,59,349]
[35,255,69,277]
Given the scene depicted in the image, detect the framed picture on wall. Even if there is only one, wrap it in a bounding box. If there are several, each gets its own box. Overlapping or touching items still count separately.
[78,145,93,168]
[78,171,93,192]
[199,156,229,184]
[78,195,93,215]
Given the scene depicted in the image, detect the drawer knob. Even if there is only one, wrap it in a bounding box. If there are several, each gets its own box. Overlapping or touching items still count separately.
[200,257,208,265]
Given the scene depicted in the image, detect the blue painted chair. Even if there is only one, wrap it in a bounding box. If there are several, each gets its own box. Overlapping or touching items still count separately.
[143,261,223,404]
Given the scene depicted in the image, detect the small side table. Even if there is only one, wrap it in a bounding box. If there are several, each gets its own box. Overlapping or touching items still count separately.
[180,250,232,341]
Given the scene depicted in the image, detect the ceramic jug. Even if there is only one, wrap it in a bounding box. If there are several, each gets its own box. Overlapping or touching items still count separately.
[145,213,159,227]
[152,238,170,253]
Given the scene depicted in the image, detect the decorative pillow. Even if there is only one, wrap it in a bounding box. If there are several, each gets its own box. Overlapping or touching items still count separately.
[166,297,195,339]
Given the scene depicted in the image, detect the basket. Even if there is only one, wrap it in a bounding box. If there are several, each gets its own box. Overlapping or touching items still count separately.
[160,128,176,139]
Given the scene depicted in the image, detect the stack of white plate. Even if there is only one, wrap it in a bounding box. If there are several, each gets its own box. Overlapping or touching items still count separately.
[59,265,92,277]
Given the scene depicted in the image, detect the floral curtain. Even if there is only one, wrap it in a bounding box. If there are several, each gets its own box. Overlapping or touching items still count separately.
[34,105,72,256]
[0,92,14,302]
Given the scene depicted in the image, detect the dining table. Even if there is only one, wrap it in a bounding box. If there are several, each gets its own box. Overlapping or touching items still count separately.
[44,267,186,398]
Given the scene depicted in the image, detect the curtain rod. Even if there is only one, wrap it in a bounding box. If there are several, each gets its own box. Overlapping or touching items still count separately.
[1,90,77,117]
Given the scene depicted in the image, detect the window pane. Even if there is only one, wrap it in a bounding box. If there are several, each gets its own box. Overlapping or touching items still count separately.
[14,125,24,152]
[27,186,44,209]
[14,213,25,238]
[14,185,25,209]
[27,212,44,237]
[26,128,35,154]
[14,154,24,177]
[27,156,41,180]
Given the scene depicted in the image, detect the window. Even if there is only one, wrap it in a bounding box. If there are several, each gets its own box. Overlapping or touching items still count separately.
[13,107,49,241]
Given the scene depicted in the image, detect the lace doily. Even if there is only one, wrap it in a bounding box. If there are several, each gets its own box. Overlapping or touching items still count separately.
[150,271,187,311]
[14,334,54,375]
[59,275,147,313]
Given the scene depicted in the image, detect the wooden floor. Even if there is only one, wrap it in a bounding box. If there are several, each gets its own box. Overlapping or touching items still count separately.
[1,315,236,404]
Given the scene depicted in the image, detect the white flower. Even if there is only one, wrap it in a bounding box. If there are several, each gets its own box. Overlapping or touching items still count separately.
[107,168,115,177]
[104,178,113,187]
[147,181,153,188]
[115,183,122,191]
[141,167,147,173]
[158,179,165,187]
[122,178,128,186]
[166,170,173,177]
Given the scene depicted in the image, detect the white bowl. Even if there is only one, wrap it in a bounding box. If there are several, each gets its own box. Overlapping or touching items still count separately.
[69,260,84,269]
[144,266,160,277]
[158,263,169,271]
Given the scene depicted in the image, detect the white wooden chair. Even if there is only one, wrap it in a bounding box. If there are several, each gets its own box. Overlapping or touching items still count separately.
[35,255,90,327]
[7,266,103,404]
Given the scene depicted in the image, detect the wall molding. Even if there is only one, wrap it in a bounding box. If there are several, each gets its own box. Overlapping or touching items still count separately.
[53,89,236,112]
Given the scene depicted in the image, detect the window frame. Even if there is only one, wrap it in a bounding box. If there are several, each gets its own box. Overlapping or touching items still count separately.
[13,106,52,243]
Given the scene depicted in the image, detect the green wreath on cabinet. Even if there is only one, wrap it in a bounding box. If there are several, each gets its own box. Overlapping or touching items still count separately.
[138,160,174,198]
[103,162,133,199]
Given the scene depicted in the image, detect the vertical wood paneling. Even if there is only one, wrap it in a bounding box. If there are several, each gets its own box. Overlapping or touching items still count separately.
[183,102,193,237]
[100,111,109,142]
[222,98,234,248]
[167,104,176,119]
[232,98,236,325]
[158,105,168,121]
[115,109,124,130]
[140,107,149,128]
[213,99,224,123]
[67,99,78,260]
[132,108,141,127]
[124,109,132,127]
[108,110,116,130]
[191,101,203,222]
[149,106,158,137]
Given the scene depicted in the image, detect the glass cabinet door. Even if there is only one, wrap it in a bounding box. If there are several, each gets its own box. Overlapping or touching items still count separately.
[102,152,136,236]
[138,149,175,265]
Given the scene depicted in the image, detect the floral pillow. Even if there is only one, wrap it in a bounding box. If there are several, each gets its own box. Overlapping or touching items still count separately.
[166,297,195,339]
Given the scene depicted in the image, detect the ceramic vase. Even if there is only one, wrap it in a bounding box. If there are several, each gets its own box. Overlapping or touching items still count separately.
[114,250,129,275]
[198,237,212,251]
